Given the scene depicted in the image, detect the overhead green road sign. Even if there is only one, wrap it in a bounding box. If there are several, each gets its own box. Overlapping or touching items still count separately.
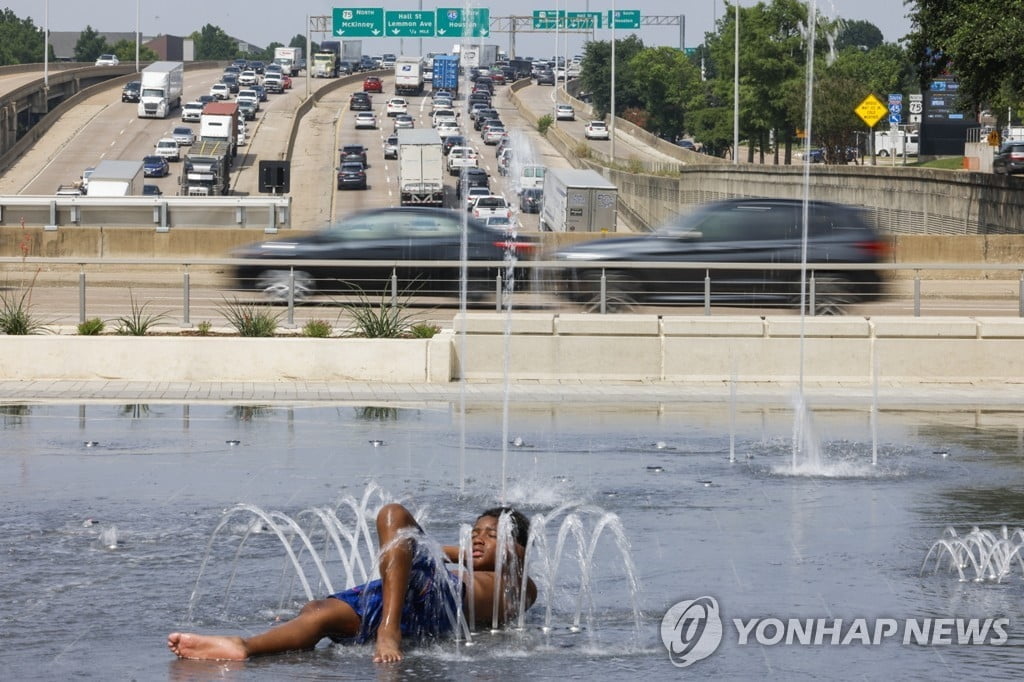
[532,10,565,30]
[608,9,641,29]
[436,8,490,38]
[333,8,384,37]
[567,11,601,29]
[385,10,435,37]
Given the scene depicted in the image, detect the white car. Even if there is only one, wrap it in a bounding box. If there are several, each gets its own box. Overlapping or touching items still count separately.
[238,70,258,86]
[556,104,575,121]
[386,97,408,117]
[432,110,457,127]
[181,102,204,122]
[94,54,119,66]
[435,121,460,139]
[584,120,609,140]
[463,185,491,210]
[236,89,260,111]
[154,138,180,161]
[210,83,230,100]
[447,146,479,175]
[354,111,377,129]
[471,195,513,220]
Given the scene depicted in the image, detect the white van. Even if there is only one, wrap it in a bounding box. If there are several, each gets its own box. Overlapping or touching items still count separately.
[519,164,546,190]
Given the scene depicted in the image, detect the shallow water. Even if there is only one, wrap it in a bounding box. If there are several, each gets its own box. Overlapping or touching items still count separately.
[2,401,1024,680]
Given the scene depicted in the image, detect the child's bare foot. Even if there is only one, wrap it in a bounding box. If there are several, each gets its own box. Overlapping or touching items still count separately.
[372,630,403,663]
[167,632,248,660]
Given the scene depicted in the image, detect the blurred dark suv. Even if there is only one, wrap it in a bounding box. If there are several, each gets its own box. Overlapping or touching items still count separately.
[993,142,1024,175]
[121,80,141,102]
[554,198,889,314]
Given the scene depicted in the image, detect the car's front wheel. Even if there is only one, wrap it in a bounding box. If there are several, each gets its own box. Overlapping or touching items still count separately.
[256,269,315,302]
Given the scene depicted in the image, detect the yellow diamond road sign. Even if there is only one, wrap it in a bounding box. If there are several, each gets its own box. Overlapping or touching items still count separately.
[855,94,887,127]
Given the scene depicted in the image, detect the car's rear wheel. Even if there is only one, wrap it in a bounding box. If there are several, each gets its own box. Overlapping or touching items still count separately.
[579,271,638,313]
[810,274,858,316]
[257,269,315,302]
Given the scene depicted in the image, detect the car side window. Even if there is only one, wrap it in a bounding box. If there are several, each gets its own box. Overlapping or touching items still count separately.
[394,215,460,239]
[329,214,397,240]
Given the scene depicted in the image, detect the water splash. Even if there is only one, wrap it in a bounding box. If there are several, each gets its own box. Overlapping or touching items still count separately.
[921,526,1024,583]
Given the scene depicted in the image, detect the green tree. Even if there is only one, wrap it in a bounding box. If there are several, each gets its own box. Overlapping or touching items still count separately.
[835,19,885,51]
[625,47,700,141]
[74,25,110,62]
[905,0,1024,114]
[194,24,238,60]
[0,9,48,65]
[578,34,646,119]
[289,34,316,53]
[111,39,158,64]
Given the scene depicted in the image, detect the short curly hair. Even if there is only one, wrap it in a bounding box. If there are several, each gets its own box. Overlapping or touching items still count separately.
[479,507,530,548]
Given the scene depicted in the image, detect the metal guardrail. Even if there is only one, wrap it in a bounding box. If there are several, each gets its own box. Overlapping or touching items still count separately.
[2,258,1023,329]
[0,195,291,231]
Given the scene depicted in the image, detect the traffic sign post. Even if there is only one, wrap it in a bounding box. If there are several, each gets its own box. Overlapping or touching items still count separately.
[333,7,384,37]
[855,94,887,164]
[435,8,489,38]
[385,10,435,37]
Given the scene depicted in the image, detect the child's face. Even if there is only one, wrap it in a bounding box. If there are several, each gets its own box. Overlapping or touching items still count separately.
[470,515,505,571]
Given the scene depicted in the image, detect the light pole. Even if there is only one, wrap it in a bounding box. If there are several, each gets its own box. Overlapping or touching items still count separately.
[733,1,739,165]
[43,0,48,89]
[610,0,616,161]
[135,0,140,71]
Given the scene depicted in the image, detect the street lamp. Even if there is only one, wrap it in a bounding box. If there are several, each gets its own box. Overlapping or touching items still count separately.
[733,1,739,165]
[135,0,140,72]
[43,0,48,89]
[610,0,616,161]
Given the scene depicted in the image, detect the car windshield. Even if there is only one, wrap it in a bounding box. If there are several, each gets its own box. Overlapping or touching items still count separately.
[144,156,163,163]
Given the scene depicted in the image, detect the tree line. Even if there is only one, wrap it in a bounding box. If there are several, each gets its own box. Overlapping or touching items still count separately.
[577,0,1018,163]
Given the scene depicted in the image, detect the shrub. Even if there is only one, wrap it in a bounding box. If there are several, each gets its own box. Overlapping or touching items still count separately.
[114,290,169,335]
[409,323,440,338]
[0,288,47,335]
[339,285,420,339]
[302,319,332,338]
[77,318,105,335]
[219,297,282,337]
[537,114,553,135]
[196,320,212,336]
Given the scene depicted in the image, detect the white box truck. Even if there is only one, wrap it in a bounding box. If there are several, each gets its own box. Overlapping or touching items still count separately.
[397,129,443,207]
[874,129,919,157]
[274,46,301,76]
[539,168,618,232]
[394,56,425,96]
[137,61,183,118]
[86,160,143,196]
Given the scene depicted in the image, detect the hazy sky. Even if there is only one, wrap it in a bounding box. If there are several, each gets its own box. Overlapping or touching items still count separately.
[5,1,914,56]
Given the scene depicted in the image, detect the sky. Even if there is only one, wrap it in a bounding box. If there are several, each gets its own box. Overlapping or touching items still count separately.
[4,1,914,57]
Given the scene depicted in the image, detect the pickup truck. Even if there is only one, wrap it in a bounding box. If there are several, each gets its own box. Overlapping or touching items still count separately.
[470,195,513,220]
[446,146,478,175]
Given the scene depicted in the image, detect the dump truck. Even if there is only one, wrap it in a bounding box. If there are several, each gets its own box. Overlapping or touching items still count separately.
[397,128,443,207]
[180,140,232,196]
[85,160,144,196]
[538,168,618,232]
[137,61,183,118]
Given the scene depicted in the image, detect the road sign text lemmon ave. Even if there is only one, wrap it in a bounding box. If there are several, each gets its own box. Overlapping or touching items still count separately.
[333,7,384,37]
[385,10,435,37]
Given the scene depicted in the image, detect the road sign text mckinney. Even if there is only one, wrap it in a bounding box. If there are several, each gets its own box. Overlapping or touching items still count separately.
[333,7,384,37]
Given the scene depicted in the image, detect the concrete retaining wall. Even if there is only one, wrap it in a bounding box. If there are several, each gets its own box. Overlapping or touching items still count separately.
[4,316,1021,387]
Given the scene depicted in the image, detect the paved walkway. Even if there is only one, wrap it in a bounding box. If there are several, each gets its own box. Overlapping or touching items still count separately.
[0,378,1017,406]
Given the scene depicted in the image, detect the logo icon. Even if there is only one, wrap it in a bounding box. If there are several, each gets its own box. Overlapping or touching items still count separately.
[661,596,723,668]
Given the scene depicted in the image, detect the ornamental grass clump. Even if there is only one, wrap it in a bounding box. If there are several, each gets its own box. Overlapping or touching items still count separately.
[77,318,105,335]
[219,297,282,337]
[0,288,47,335]
[114,291,169,335]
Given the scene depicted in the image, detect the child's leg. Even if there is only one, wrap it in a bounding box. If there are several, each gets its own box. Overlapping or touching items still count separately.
[168,597,360,660]
[372,502,419,662]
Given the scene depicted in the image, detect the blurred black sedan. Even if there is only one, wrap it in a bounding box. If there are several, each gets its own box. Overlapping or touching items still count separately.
[231,208,538,300]
[554,198,888,314]
[519,188,542,213]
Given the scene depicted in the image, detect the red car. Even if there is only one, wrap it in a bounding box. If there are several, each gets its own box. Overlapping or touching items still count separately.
[363,77,383,93]
[282,74,292,90]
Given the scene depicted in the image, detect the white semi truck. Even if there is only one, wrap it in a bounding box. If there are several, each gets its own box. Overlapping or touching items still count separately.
[397,129,443,207]
[137,61,183,118]
[539,168,618,233]
[85,160,144,196]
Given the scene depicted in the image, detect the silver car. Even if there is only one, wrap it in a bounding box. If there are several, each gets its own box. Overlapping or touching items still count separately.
[170,126,195,146]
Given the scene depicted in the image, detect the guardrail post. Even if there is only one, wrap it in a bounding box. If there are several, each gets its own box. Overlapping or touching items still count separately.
[914,270,921,317]
[600,269,607,314]
[286,267,295,327]
[182,265,191,327]
[495,273,501,312]
[704,270,711,315]
[78,265,86,324]
[809,271,816,317]
[390,269,398,307]
[1019,270,1023,318]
